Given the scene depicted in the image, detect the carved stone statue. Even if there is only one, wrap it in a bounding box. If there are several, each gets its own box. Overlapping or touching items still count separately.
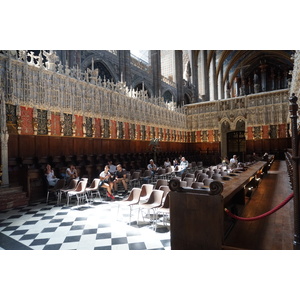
[43,50,59,71]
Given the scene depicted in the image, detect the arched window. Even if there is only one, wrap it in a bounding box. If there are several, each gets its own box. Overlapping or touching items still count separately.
[163,90,173,103]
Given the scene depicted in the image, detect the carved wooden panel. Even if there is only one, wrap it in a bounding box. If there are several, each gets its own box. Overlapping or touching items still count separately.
[85,117,93,138]
[6,104,18,134]
[63,113,73,136]
[37,109,48,135]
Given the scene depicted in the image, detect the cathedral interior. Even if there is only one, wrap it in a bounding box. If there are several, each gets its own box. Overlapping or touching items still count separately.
[1,1,300,298]
[0,50,295,175]
[1,49,300,277]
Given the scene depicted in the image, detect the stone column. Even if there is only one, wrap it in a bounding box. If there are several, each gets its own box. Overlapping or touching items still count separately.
[260,63,267,92]
[151,50,162,97]
[190,50,199,102]
[234,76,240,97]
[270,68,275,90]
[254,72,260,93]
[200,50,209,101]
[218,64,224,100]
[0,90,9,187]
[119,50,132,86]
[283,69,288,88]
[239,67,246,96]
[69,51,77,68]
[210,52,218,100]
[248,77,252,94]
[277,70,281,90]
[75,51,81,69]
[174,50,184,106]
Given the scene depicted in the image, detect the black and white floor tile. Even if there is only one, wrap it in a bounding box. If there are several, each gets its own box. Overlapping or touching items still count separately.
[0,195,170,250]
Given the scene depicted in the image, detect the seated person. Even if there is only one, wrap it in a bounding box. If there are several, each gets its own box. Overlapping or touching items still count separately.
[147,159,157,176]
[173,158,179,170]
[45,164,59,186]
[251,152,260,162]
[99,165,115,199]
[262,152,269,161]
[65,164,79,183]
[177,157,188,175]
[113,164,128,194]
[229,155,238,169]
[107,160,117,176]
[164,158,171,168]
[222,156,229,165]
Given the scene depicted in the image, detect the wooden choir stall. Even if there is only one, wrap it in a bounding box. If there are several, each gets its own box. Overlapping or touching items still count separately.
[168,161,267,250]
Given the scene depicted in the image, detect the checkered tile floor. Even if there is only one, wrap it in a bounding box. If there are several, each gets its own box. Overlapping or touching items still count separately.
[0,195,170,250]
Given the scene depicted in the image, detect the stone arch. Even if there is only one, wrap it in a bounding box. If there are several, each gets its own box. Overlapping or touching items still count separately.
[162,90,174,103]
[219,117,246,159]
[131,78,153,98]
[183,93,192,105]
[232,116,246,131]
[81,55,119,83]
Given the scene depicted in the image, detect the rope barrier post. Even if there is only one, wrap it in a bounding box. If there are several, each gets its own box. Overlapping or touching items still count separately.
[289,93,300,249]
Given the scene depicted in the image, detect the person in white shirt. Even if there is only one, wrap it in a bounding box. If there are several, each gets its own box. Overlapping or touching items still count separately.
[164,158,171,168]
[45,164,59,186]
[177,157,188,175]
[229,155,238,168]
[99,165,115,199]
[147,159,157,176]
[65,164,79,183]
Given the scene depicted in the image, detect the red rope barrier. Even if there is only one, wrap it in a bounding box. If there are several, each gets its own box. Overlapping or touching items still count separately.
[224,193,294,221]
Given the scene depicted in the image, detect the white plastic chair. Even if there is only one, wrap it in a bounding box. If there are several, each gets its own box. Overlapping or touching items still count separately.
[67,180,88,206]
[137,189,164,227]
[117,188,142,224]
[139,184,154,204]
[85,178,101,203]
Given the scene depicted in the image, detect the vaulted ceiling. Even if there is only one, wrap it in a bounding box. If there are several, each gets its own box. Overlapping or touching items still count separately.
[207,50,294,86]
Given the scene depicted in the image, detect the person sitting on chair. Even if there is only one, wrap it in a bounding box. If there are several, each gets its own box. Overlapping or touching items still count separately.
[229,155,238,169]
[113,164,128,195]
[45,164,59,186]
[147,159,157,176]
[99,165,115,200]
[107,160,117,175]
[164,158,171,168]
[65,164,79,184]
[177,157,188,175]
